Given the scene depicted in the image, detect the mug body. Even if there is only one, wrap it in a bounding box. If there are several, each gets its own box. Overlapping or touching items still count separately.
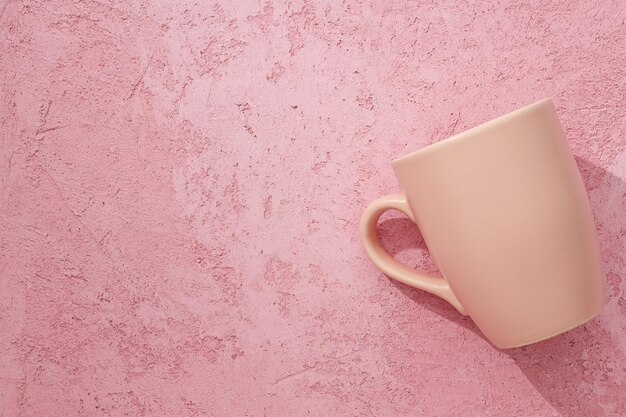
[392,99,604,348]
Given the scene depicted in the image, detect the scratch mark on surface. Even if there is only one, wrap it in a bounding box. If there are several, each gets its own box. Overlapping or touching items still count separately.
[0,216,48,237]
[41,168,115,264]
[34,100,52,137]
[274,364,317,384]
[177,78,191,115]
[42,100,51,120]
[274,347,365,385]
[446,112,461,136]
[128,54,154,99]
[34,272,53,283]
[7,150,15,170]
[328,347,363,360]
[37,125,68,135]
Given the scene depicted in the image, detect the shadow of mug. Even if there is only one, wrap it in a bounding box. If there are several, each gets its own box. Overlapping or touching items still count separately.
[377,156,626,416]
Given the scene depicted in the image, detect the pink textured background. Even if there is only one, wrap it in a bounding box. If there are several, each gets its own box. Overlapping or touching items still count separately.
[1,0,625,415]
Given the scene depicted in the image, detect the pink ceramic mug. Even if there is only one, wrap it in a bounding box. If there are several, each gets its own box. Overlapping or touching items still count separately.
[360,99,605,348]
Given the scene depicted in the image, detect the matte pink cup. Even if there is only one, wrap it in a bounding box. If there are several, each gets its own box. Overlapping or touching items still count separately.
[360,99,605,348]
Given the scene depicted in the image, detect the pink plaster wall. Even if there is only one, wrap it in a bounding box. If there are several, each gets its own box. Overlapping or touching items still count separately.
[1,0,625,416]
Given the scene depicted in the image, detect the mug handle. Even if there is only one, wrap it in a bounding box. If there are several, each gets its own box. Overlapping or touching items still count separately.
[360,193,467,315]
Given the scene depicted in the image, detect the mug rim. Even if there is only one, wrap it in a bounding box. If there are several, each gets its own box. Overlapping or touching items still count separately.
[392,98,554,168]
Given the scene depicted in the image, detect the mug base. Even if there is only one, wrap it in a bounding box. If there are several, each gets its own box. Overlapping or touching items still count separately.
[494,308,603,349]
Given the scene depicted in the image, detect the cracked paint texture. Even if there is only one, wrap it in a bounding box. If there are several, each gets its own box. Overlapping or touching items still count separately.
[1,0,626,416]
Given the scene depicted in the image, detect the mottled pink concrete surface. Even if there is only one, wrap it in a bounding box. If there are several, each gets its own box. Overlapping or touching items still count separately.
[1,0,626,416]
